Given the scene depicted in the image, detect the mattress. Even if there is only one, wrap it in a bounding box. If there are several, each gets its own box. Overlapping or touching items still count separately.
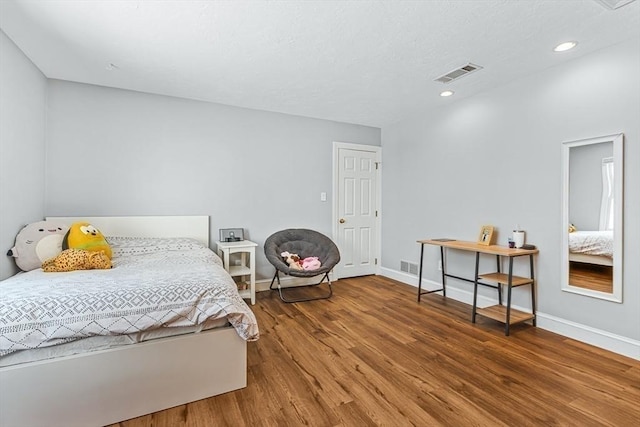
[0,237,259,359]
[0,317,229,367]
[568,230,613,258]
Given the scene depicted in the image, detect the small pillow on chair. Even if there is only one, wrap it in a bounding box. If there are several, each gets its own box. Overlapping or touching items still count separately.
[302,257,321,271]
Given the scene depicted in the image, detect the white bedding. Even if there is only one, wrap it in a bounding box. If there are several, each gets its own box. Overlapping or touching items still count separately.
[0,237,259,357]
[568,230,613,258]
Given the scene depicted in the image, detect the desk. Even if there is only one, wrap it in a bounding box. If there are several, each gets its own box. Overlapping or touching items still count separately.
[417,239,538,336]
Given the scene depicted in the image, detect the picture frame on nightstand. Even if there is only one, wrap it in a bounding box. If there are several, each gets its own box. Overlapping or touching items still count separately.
[219,228,244,242]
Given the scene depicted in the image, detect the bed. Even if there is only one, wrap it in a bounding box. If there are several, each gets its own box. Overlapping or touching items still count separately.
[568,230,613,266]
[0,216,259,427]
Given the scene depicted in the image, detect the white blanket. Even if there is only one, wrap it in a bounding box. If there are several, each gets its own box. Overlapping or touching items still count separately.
[568,230,613,258]
[0,237,259,356]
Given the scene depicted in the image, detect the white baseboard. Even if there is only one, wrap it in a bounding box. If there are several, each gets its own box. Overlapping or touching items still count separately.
[380,267,639,360]
[536,312,640,360]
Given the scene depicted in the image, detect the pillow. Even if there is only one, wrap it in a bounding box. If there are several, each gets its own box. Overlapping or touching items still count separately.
[63,222,112,259]
[7,220,70,271]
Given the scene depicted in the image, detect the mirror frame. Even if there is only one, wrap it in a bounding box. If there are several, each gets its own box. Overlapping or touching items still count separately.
[561,133,623,302]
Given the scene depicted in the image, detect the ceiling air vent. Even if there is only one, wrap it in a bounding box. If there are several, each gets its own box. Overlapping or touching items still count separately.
[592,0,636,10]
[434,63,483,84]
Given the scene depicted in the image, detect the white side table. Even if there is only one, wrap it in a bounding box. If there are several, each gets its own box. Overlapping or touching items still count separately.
[216,240,258,305]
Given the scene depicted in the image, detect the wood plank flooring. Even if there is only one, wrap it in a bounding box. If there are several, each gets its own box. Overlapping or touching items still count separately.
[111,276,640,427]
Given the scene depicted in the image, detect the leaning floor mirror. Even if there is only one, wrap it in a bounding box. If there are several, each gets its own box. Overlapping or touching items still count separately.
[561,133,623,302]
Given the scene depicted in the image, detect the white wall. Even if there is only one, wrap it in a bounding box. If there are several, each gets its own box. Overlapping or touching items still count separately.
[0,31,47,280]
[381,39,639,343]
[44,80,381,279]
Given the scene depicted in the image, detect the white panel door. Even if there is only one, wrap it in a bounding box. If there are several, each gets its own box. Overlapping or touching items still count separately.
[336,147,378,278]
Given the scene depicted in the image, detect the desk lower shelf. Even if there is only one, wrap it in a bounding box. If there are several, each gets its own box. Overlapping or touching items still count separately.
[476,305,535,325]
[478,272,533,287]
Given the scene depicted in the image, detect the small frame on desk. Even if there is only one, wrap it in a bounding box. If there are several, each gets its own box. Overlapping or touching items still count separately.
[219,228,244,242]
[477,225,494,246]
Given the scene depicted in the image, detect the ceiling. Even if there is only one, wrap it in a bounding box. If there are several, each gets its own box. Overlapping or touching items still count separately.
[1,0,638,128]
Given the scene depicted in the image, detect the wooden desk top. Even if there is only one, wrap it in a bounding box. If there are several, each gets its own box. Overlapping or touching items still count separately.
[418,239,538,256]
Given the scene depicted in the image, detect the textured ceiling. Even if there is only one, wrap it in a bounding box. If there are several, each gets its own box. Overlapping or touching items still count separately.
[1,0,638,127]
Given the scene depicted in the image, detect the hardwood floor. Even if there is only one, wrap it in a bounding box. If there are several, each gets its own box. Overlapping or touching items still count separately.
[112,276,640,427]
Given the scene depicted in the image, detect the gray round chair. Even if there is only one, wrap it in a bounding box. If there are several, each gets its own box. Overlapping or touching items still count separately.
[264,229,341,303]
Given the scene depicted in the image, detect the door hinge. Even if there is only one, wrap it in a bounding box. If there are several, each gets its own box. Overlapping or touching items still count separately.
[375,162,380,170]
[375,210,378,217]
[375,258,378,265]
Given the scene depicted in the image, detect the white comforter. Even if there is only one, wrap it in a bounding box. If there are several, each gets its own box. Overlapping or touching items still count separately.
[568,230,613,258]
[0,237,259,356]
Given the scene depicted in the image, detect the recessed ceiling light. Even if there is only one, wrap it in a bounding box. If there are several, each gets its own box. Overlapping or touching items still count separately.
[554,41,578,52]
[440,90,454,97]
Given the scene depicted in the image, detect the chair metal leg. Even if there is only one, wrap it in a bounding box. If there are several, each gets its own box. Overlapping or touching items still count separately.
[270,271,333,303]
[269,271,281,289]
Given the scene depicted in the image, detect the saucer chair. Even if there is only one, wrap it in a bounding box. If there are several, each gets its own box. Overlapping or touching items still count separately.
[264,229,341,303]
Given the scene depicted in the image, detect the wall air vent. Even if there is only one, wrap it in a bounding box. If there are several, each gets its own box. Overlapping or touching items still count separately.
[434,63,483,84]
[400,260,419,275]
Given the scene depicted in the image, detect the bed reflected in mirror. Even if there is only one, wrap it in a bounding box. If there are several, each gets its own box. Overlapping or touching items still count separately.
[562,134,623,302]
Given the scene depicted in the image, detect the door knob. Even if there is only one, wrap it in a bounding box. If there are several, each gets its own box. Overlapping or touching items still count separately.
[339,218,346,224]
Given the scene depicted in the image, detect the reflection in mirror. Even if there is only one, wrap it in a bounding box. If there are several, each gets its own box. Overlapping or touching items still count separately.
[562,134,623,302]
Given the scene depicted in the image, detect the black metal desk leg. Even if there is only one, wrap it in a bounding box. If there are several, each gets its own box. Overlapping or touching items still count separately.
[530,254,537,326]
[440,246,447,297]
[417,243,425,302]
[496,255,502,305]
[472,252,480,323]
[505,257,514,336]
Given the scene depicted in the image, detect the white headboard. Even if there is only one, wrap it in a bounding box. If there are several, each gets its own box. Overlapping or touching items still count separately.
[46,216,210,247]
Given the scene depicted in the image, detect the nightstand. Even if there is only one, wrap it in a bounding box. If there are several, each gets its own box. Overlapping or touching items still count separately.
[216,240,258,305]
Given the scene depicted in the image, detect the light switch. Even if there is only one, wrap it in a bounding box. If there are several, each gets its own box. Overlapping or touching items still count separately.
[320,192,327,202]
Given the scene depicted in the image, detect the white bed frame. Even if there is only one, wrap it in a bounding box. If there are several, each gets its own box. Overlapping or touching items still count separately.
[0,216,247,427]
[569,253,613,267]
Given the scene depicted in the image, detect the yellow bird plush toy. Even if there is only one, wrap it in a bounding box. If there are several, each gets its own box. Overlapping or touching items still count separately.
[63,222,112,259]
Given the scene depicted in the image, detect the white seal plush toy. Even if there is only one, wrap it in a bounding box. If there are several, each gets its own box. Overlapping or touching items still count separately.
[7,220,70,271]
